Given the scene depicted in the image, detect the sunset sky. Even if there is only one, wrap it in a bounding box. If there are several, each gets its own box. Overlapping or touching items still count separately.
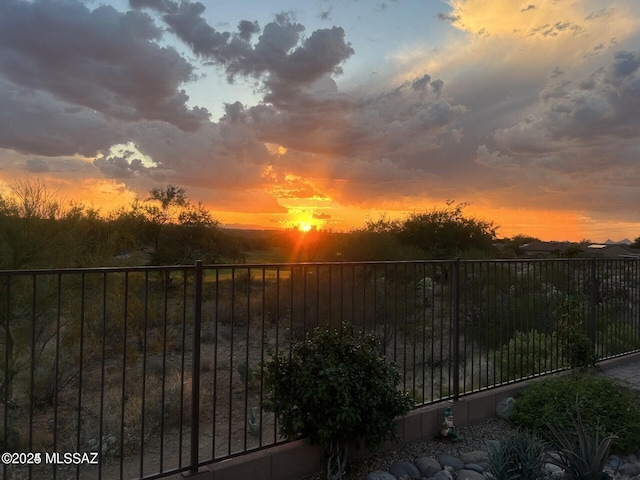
[1,0,639,241]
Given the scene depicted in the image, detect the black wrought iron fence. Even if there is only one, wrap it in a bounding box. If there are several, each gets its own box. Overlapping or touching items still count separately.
[1,258,639,479]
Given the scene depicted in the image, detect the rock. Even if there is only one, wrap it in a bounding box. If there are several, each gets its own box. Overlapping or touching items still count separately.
[460,451,489,465]
[366,470,396,480]
[389,460,421,479]
[606,454,621,471]
[437,454,464,471]
[496,396,516,419]
[619,462,640,476]
[544,463,564,478]
[463,463,484,474]
[544,462,564,475]
[432,470,453,480]
[456,469,485,480]
[414,456,442,477]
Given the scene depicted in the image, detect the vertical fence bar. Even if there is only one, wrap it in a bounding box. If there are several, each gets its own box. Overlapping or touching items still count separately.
[589,257,597,348]
[179,269,188,468]
[452,258,460,401]
[98,273,107,480]
[119,272,129,479]
[190,260,203,475]
[211,268,220,459]
[2,276,9,480]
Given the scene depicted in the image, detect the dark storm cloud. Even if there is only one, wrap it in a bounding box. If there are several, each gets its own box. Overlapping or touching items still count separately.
[130,2,354,87]
[238,20,260,41]
[25,158,50,173]
[93,150,153,179]
[0,78,121,157]
[496,49,640,155]
[23,156,91,174]
[0,0,209,131]
[241,71,465,164]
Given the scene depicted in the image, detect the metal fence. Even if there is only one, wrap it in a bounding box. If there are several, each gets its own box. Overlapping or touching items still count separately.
[1,258,639,479]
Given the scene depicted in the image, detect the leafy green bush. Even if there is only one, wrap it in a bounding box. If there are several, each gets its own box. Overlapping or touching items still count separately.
[556,298,597,368]
[498,329,564,381]
[263,323,413,478]
[510,373,640,452]
[487,430,548,480]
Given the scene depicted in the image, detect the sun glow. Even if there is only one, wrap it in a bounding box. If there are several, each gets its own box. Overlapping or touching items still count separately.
[298,221,314,232]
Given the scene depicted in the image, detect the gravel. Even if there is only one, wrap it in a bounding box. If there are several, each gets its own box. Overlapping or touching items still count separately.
[304,416,516,479]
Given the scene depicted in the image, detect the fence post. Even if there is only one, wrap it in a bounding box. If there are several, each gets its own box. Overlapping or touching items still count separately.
[588,258,597,348]
[189,260,203,475]
[452,258,460,401]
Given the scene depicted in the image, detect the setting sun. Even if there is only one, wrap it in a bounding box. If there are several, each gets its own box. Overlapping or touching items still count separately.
[298,222,314,232]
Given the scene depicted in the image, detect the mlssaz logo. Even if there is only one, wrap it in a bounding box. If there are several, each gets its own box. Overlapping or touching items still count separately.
[45,452,99,465]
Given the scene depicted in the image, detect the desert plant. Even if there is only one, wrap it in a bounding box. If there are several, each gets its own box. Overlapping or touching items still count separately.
[556,298,597,369]
[263,323,413,479]
[487,430,548,480]
[546,403,617,480]
[498,329,563,381]
[510,373,640,452]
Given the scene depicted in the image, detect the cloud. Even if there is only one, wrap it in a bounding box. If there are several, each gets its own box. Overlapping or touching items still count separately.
[496,49,640,154]
[474,145,517,168]
[0,78,121,157]
[0,0,209,131]
[130,2,355,98]
[25,158,49,173]
[134,0,234,59]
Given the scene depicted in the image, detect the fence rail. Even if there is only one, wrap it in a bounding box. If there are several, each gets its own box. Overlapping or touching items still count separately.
[1,258,639,479]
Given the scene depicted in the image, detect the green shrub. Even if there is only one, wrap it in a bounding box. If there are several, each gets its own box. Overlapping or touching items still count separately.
[263,323,413,478]
[556,298,597,368]
[510,373,640,452]
[498,330,564,381]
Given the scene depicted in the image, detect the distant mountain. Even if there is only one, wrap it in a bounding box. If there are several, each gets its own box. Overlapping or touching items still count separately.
[605,238,633,245]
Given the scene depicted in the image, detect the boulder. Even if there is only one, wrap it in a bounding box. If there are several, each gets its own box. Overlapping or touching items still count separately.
[389,460,421,479]
[437,454,464,471]
[432,470,453,480]
[414,456,442,477]
[365,470,396,480]
[456,469,485,480]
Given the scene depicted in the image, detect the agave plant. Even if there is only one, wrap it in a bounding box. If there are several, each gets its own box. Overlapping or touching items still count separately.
[546,403,617,480]
[487,430,548,480]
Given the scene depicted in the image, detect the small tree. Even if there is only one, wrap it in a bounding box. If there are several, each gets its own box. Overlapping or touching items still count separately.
[264,324,413,479]
[398,201,497,259]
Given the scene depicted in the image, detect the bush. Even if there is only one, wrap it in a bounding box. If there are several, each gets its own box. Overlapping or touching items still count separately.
[510,373,640,452]
[498,330,563,381]
[556,298,597,368]
[263,323,413,478]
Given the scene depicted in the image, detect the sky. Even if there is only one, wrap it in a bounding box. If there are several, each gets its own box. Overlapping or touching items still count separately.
[0,0,639,242]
